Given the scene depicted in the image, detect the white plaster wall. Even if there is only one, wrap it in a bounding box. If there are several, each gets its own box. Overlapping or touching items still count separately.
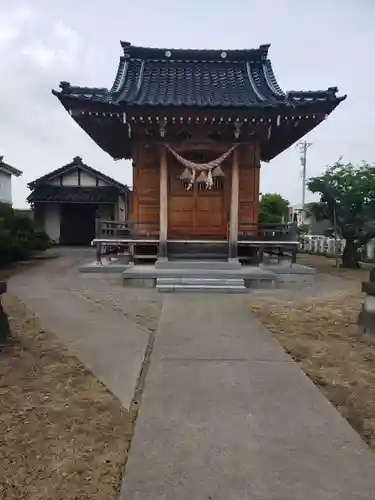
[62,170,78,186]
[80,171,97,186]
[0,171,12,204]
[47,169,109,187]
[44,204,61,243]
[117,195,127,220]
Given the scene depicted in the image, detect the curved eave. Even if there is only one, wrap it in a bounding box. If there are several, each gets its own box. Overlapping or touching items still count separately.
[53,92,131,159]
[75,116,131,159]
[261,98,345,161]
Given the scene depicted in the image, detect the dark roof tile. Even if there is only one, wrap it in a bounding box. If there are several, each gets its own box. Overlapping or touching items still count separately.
[27,186,120,203]
[0,156,22,177]
[53,43,346,110]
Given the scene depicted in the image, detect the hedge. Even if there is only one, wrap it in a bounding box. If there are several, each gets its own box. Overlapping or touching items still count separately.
[0,205,50,267]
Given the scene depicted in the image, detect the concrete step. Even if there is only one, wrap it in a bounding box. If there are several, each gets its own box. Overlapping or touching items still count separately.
[157,285,248,294]
[156,277,247,294]
[155,259,241,271]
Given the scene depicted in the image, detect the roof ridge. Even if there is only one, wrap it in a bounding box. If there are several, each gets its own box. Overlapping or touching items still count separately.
[28,157,129,191]
[120,41,271,61]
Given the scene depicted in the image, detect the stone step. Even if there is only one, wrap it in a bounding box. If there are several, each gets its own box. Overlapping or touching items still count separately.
[157,285,248,294]
[156,277,247,294]
[155,259,241,271]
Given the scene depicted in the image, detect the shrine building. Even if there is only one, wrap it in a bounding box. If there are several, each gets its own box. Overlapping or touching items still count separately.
[53,42,345,264]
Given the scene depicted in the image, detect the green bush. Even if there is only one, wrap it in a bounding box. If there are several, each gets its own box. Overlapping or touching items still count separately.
[31,230,50,252]
[0,207,50,268]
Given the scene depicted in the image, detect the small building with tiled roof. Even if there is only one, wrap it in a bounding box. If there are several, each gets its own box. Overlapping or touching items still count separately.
[52,41,346,261]
[0,156,22,206]
[28,156,130,245]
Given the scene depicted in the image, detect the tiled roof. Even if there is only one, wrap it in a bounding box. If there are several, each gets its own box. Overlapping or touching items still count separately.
[53,42,346,110]
[0,156,22,177]
[28,156,129,190]
[27,186,120,203]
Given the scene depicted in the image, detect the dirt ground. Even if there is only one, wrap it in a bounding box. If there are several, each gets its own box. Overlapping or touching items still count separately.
[250,254,375,451]
[0,293,134,500]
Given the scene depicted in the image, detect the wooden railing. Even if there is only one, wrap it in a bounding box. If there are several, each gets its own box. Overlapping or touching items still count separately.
[95,219,159,239]
[238,221,299,241]
[92,219,299,265]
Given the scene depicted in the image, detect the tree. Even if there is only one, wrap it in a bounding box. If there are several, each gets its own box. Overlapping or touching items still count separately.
[259,193,289,225]
[307,160,375,268]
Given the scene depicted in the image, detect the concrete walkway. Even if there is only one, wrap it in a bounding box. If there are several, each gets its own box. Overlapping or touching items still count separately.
[121,294,375,500]
[8,250,158,409]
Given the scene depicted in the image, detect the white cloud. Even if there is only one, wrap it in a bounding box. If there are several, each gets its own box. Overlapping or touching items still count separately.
[1,0,375,208]
[23,42,55,67]
[0,4,34,46]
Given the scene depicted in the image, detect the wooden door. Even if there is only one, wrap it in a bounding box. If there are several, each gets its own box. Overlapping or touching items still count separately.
[168,163,227,239]
[194,180,226,238]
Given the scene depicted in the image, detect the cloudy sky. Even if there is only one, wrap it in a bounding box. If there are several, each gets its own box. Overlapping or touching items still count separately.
[1,0,374,208]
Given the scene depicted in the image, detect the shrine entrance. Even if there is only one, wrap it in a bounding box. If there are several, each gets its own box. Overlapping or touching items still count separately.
[168,152,229,239]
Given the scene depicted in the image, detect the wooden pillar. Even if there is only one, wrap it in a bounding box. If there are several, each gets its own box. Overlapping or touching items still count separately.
[159,146,168,258]
[229,148,239,259]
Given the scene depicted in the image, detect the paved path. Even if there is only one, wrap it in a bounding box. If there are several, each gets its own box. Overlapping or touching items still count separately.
[7,250,375,498]
[8,249,163,408]
[121,294,375,500]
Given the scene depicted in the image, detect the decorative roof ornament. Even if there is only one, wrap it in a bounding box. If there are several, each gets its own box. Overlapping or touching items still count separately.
[73,156,83,165]
[159,118,167,138]
[234,120,242,139]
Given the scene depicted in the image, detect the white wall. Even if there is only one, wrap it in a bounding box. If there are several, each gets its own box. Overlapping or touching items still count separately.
[80,171,97,186]
[44,204,61,243]
[46,168,110,187]
[117,195,127,220]
[0,171,12,204]
[63,170,78,186]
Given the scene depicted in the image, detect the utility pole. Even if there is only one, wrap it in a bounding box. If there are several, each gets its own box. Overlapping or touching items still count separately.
[296,141,312,224]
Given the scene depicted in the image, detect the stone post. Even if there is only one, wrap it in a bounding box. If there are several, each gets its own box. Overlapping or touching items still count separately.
[358,268,375,340]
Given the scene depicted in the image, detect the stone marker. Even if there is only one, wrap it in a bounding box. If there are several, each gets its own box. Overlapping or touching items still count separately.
[358,268,375,340]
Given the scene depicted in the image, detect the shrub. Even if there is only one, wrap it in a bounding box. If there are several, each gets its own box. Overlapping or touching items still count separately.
[0,207,50,268]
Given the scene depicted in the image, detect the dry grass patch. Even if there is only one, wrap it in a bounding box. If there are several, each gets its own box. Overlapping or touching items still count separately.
[250,256,375,451]
[0,294,135,500]
[298,253,370,281]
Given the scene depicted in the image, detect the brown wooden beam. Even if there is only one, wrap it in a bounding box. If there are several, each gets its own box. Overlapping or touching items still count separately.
[229,148,240,258]
[159,146,168,257]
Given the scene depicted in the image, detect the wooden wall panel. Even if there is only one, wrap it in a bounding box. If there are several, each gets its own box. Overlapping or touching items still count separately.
[238,141,260,233]
[131,140,261,239]
[131,144,160,235]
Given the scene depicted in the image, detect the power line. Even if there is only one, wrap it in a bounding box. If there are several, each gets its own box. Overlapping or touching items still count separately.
[296,141,312,219]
